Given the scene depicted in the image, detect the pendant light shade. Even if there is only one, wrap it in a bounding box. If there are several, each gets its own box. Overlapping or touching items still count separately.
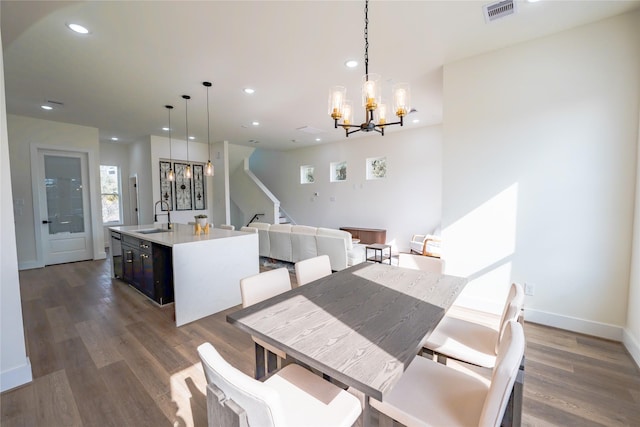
[166,105,175,182]
[203,81,214,177]
[182,95,192,179]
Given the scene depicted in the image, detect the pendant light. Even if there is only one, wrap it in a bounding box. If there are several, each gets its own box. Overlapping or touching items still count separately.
[166,105,175,181]
[203,81,214,177]
[182,95,192,179]
[328,0,410,137]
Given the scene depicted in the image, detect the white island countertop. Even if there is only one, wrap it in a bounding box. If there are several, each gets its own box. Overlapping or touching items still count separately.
[110,223,245,247]
[109,223,259,326]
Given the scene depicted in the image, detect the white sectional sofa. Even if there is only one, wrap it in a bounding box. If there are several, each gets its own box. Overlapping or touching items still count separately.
[249,222,366,271]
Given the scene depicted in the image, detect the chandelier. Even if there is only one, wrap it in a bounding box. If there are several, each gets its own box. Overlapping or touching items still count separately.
[328,0,410,137]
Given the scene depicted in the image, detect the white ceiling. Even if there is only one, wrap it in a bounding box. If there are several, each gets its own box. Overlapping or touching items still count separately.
[2,0,639,151]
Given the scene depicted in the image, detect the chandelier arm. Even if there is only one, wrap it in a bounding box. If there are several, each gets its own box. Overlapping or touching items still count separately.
[378,119,404,127]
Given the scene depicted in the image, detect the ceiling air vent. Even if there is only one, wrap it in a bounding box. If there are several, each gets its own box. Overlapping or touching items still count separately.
[483,0,516,23]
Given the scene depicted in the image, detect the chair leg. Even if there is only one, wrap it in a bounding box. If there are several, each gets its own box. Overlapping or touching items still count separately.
[502,355,525,427]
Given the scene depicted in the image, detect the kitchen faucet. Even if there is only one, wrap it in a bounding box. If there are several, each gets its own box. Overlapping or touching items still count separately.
[154,200,172,230]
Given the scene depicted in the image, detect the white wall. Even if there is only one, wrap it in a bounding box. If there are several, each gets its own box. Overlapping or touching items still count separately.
[627,109,640,366]
[250,125,442,253]
[99,142,131,247]
[7,114,106,269]
[442,11,640,342]
[129,137,153,225]
[1,30,32,392]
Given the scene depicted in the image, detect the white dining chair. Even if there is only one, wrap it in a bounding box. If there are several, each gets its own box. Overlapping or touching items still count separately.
[198,342,362,427]
[240,226,258,233]
[421,282,525,368]
[294,254,332,286]
[219,224,235,230]
[240,267,292,378]
[397,253,445,273]
[370,320,525,427]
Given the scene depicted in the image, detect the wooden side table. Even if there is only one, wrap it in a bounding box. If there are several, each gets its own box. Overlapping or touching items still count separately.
[340,227,386,244]
[366,244,392,265]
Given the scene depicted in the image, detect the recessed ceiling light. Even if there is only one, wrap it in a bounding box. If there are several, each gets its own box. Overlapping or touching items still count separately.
[67,23,89,34]
[111,137,119,141]
[315,138,321,142]
[412,119,420,124]
[162,127,170,131]
[41,105,53,110]
[345,60,358,68]
[189,136,195,140]
[252,121,260,126]
[243,88,255,94]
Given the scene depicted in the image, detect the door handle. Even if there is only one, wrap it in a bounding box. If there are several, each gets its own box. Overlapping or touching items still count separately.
[42,220,52,224]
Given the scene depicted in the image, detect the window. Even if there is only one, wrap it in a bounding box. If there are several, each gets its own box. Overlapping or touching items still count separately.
[100,165,122,224]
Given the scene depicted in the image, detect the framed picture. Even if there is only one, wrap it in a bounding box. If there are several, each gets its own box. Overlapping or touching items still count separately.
[300,165,315,184]
[366,156,387,180]
[330,161,347,182]
[192,164,206,210]
[174,162,193,210]
[159,160,173,210]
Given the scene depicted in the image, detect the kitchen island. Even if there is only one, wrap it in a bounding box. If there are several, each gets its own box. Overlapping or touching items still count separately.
[109,223,259,327]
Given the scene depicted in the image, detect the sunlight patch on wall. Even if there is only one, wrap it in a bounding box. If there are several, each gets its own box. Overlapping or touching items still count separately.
[442,183,518,301]
[454,262,513,314]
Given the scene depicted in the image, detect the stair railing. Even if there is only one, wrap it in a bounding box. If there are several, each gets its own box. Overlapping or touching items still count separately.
[246,213,264,227]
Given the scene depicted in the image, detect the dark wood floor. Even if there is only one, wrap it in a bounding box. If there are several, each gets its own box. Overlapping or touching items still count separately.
[1,258,639,426]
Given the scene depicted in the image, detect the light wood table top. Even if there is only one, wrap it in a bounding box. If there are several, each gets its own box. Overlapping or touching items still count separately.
[227,262,467,401]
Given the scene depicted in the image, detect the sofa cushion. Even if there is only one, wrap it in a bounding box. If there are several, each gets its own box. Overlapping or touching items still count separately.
[316,228,352,271]
[347,244,366,267]
[291,225,318,263]
[269,224,293,262]
[250,222,271,258]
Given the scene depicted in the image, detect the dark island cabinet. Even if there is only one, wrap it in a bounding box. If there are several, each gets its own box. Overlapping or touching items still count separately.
[120,234,174,305]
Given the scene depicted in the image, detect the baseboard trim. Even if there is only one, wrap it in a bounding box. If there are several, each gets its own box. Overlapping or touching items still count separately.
[18,261,42,271]
[0,357,32,393]
[623,328,640,369]
[524,308,623,341]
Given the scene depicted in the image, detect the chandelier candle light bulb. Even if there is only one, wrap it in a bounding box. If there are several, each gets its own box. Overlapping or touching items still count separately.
[329,86,346,120]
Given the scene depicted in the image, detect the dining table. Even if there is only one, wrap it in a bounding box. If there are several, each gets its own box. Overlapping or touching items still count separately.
[227,262,467,424]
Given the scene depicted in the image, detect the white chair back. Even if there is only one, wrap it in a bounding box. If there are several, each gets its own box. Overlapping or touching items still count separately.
[197,342,284,427]
[398,253,445,273]
[495,283,525,353]
[479,321,525,427]
[240,226,258,233]
[219,224,235,230]
[240,267,292,308]
[295,255,332,286]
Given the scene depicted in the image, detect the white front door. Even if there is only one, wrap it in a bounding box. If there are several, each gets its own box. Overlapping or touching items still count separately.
[37,150,93,265]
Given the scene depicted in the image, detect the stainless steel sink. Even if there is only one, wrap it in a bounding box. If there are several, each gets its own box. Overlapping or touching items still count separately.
[136,228,172,235]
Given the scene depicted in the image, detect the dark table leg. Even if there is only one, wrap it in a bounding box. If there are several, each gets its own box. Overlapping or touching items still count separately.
[254,342,265,379]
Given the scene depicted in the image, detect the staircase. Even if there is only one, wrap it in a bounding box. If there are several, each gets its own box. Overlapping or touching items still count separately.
[278,207,294,225]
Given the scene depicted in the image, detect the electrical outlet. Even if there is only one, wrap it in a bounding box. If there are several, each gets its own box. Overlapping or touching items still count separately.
[524,282,536,296]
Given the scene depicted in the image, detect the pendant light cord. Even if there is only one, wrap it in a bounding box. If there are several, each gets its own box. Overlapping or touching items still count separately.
[183,96,190,161]
[364,0,369,78]
[167,106,173,160]
[206,85,211,159]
